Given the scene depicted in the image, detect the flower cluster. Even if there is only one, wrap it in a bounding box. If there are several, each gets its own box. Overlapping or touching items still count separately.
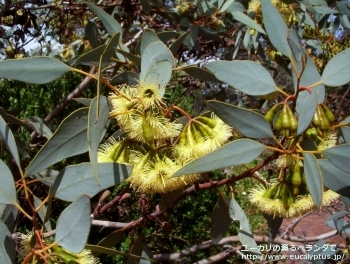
[98,82,232,193]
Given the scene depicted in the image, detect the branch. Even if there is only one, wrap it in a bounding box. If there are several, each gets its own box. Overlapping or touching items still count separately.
[196,248,237,264]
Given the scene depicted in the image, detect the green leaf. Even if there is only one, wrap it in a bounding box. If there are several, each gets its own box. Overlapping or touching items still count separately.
[232,11,265,34]
[321,48,350,86]
[25,117,53,139]
[86,3,122,38]
[292,53,325,102]
[173,139,266,176]
[0,57,72,84]
[176,66,221,82]
[264,214,283,242]
[0,220,15,264]
[111,72,139,86]
[207,101,274,138]
[340,116,350,125]
[33,195,52,231]
[157,31,180,44]
[74,98,93,107]
[55,195,91,253]
[229,198,260,254]
[31,169,58,187]
[140,41,174,96]
[260,0,292,57]
[211,197,231,244]
[116,49,141,65]
[88,96,110,184]
[25,108,90,177]
[85,21,101,48]
[140,30,160,56]
[341,127,350,143]
[313,6,339,14]
[288,29,302,62]
[169,31,190,56]
[72,45,113,66]
[0,160,17,205]
[303,152,323,209]
[95,230,124,257]
[140,244,153,264]
[0,204,18,232]
[0,115,20,168]
[322,145,350,173]
[219,0,235,13]
[206,61,278,96]
[127,235,143,264]
[296,90,318,135]
[50,163,132,202]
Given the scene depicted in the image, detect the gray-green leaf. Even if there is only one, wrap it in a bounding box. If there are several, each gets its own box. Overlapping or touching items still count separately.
[0,220,15,264]
[303,152,323,209]
[321,48,350,86]
[173,139,266,176]
[0,115,20,168]
[0,160,17,205]
[55,195,91,253]
[211,197,231,244]
[207,101,274,138]
[322,145,350,173]
[206,61,278,96]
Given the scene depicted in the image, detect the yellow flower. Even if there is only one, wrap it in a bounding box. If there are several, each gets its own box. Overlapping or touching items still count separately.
[109,85,137,127]
[176,115,232,160]
[249,184,288,217]
[76,249,101,264]
[317,132,337,152]
[134,81,163,109]
[126,111,182,143]
[126,151,202,193]
[16,230,34,258]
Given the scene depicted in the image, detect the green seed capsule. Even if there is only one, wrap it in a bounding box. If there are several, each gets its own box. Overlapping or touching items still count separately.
[142,117,154,145]
[178,125,188,146]
[186,123,196,146]
[196,116,217,129]
[265,104,280,124]
[312,109,321,127]
[292,162,301,196]
[281,104,291,130]
[286,105,298,133]
[274,110,283,132]
[321,104,335,126]
[319,105,331,132]
[262,183,280,198]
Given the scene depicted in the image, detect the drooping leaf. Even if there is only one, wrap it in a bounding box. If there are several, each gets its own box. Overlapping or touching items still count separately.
[50,162,132,202]
[173,139,266,176]
[321,48,350,86]
[33,195,52,231]
[296,90,318,135]
[169,31,190,56]
[206,60,278,96]
[140,244,153,264]
[303,152,323,209]
[72,45,113,66]
[322,145,350,173]
[264,214,283,242]
[88,96,110,184]
[229,198,260,254]
[0,220,15,264]
[30,169,58,187]
[0,57,72,84]
[111,72,139,86]
[219,0,235,13]
[0,204,18,232]
[292,53,325,102]
[288,29,302,62]
[341,126,350,143]
[313,6,339,14]
[232,11,265,34]
[86,3,122,38]
[25,108,91,177]
[211,197,231,244]
[140,29,160,56]
[140,41,174,96]
[207,101,274,138]
[260,0,292,57]
[0,115,20,168]
[127,235,143,264]
[95,230,124,257]
[25,116,53,139]
[55,195,91,253]
[0,160,17,205]
[177,66,221,82]
[85,21,101,48]
[116,49,141,65]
